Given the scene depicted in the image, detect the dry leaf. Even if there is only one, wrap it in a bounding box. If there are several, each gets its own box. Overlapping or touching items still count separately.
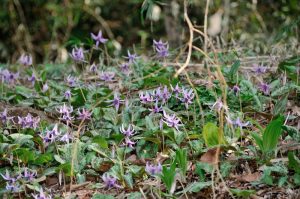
[236,172,261,182]
[200,147,220,165]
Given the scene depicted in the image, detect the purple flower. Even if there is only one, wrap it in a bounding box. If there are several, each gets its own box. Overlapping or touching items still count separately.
[91,30,108,47]
[149,101,163,114]
[119,62,131,75]
[57,104,74,122]
[162,111,183,131]
[139,91,154,104]
[32,188,52,199]
[153,39,168,49]
[64,90,72,100]
[153,39,169,58]
[69,47,85,62]
[0,109,14,124]
[259,82,271,95]
[123,136,135,148]
[66,75,77,87]
[41,124,60,144]
[180,87,194,109]
[253,64,267,74]
[102,173,121,189]
[89,63,98,73]
[19,54,32,66]
[212,98,227,112]
[161,86,171,104]
[232,85,240,95]
[17,114,40,129]
[226,117,249,128]
[42,83,49,93]
[124,50,139,63]
[120,124,135,137]
[99,71,115,82]
[146,162,162,176]
[106,92,124,111]
[22,168,37,181]
[5,182,20,192]
[170,83,181,98]
[60,133,72,143]
[1,170,15,182]
[28,72,36,86]
[1,69,19,84]
[77,108,92,121]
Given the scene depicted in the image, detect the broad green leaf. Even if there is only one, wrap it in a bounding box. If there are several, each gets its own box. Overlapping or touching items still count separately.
[288,152,300,174]
[161,161,176,194]
[251,132,264,151]
[273,94,288,116]
[184,181,211,193]
[92,193,115,199]
[202,123,224,147]
[92,136,108,149]
[262,116,284,153]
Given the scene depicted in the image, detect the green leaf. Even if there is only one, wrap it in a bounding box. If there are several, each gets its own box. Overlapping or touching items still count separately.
[124,173,133,189]
[161,161,176,194]
[184,181,211,193]
[175,148,187,177]
[202,123,224,147]
[127,192,142,199]
[262,116,284,153]
[13,148,35,164]
[288,152,300,174]
[273,94,288,116]
[92,193,115,199]
[92,136,108,149]
[229,60,241,80]
[251,132,264,151]
[230,188,256,198]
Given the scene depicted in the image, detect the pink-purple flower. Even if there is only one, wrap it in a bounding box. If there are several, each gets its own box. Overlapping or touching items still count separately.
[139,91,154,104]
[259,82,271,95]
[100,71,115,82]
[106,92,124,111]
[77,108,92,121]
[91,30,108,48]
[120,124,135,137]
[32,188,52,199]
[226,117,249,128]
[124,50,139,63]
[19,54,32,66]
[180,87,194,109]
[145,162,162,176]
[153,39,169,58]
[102,173,121,189]
[69,47,85,62]
[0,109,14,124]
[17,113,40,129]
[162,111,183,131]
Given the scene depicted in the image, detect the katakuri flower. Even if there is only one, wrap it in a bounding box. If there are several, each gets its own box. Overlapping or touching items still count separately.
[253,64,267,74]
[106,92,124,111]
[139,91,154,104]
[180,87,194,109]
[19,54,32,66]
[102,173,121,189]
[42,83,49,93]
[77,108,92,121]
[0,109,14,124]
[232,85,240,95]
[22,168,37,181]
[64,90,72,100]
[28,72,36,86]
[145,162,162,176]
[91,30,108,48]
[170,83,181,98]
[32,188,52,199]
[259,82,271,95]
[226,117,249,128]
[89,63,98,73]
[120,124,135,137]
[69,47,85,62]
[124,50,139,63]
[162,111,183,131]
[66,75,77,87]
[99,71,115,82]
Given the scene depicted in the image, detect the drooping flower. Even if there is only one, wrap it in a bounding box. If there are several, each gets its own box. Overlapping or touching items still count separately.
[161,86,171,104]
[19,54,32,66]
[77,108,92,121]
[89,63,98,73]
[32,188,52,199]
[65,75,77,87]
[5,182,20,192]
[106,92,124,111]
[212,98,227,112]
[91,30,108,48]
[102,173,121,189]
[139,91,154,104]
[1,170,15,182]
[28,72,36,86]
[120,124,135,137]
[253,64,267,74]
[0,109,14,124]
[119,62,131,75]
[180,87,194,109]
[99,71,115,82]
[60,133,72,143]
[162,111,183,131]
[124,50,139,63]
[41,124,60,145]
[42,83,49,93]
[22,168,37,181]
[69,47,85,62]
[64,90,72,100]
[153,39,168,49]
[1,69,19,84]
[145,162,162,176]
[123,137,135,148]
[259,82,271,95]
[57,104,74,122]
[226,117,249,128]
[149,101,163,114]
[232,85,240,95]
[170,83,181,98]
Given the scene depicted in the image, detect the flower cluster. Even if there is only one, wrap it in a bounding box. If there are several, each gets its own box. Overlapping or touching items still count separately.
[120,124,135,148]
[57,104,74,122]
[17,113,40,129]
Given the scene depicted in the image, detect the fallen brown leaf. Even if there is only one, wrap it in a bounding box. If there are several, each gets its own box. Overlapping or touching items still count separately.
[200,147,220,165]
